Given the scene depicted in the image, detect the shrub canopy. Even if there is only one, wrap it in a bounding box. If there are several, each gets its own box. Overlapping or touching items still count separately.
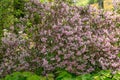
[0,0,120,78]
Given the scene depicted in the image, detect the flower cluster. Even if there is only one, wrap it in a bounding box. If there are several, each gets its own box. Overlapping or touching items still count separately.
[0,0,120,77]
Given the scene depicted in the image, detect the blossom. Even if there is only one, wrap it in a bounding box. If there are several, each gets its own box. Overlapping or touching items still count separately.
[42,59,48,66]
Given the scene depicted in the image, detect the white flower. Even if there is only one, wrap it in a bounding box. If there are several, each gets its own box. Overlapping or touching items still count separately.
[3,29,8,32]
[18,31,23,34]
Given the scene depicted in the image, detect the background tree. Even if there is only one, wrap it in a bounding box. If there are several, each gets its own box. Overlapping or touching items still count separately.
[89,0,98,4]
[0,0,14,40]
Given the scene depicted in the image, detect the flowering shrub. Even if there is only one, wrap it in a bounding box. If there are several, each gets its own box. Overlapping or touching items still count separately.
[0,0,120,77]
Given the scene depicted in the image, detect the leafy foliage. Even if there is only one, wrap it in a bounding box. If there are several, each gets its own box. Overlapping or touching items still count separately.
[2,70,120,80]
[1,71,54,80]
[2,72,40,80]
[0,0,14,39]
[14,0,28,18]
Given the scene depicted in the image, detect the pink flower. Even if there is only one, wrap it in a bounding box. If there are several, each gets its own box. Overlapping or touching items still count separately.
[41,46,46,53]
[111,63,118,67]
[42,59,48,66]
[76,51,82,56]
[41,38,47,42]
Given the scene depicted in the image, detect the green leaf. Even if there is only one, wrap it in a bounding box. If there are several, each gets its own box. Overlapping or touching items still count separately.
[27,75,40,80]
[22,72,33,77]
[46,74,54,80]
[56,71,72,80]
[4,75,12,80]
[11,72,21,76]
[117,53,120,58]
[39,76,47,80]
[113,71,120,80]
[98,70,111,77]
[76,74,92,80]
[61,77,74,80]
[81,74,92,80]
[92,75,101,80]
[5,72,25,80]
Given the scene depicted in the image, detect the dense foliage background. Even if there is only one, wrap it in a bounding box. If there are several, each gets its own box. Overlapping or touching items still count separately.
[1,70,120,80]
[0,0,120,79]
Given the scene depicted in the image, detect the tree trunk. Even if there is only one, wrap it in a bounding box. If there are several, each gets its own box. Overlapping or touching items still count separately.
[98,0,104,9]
